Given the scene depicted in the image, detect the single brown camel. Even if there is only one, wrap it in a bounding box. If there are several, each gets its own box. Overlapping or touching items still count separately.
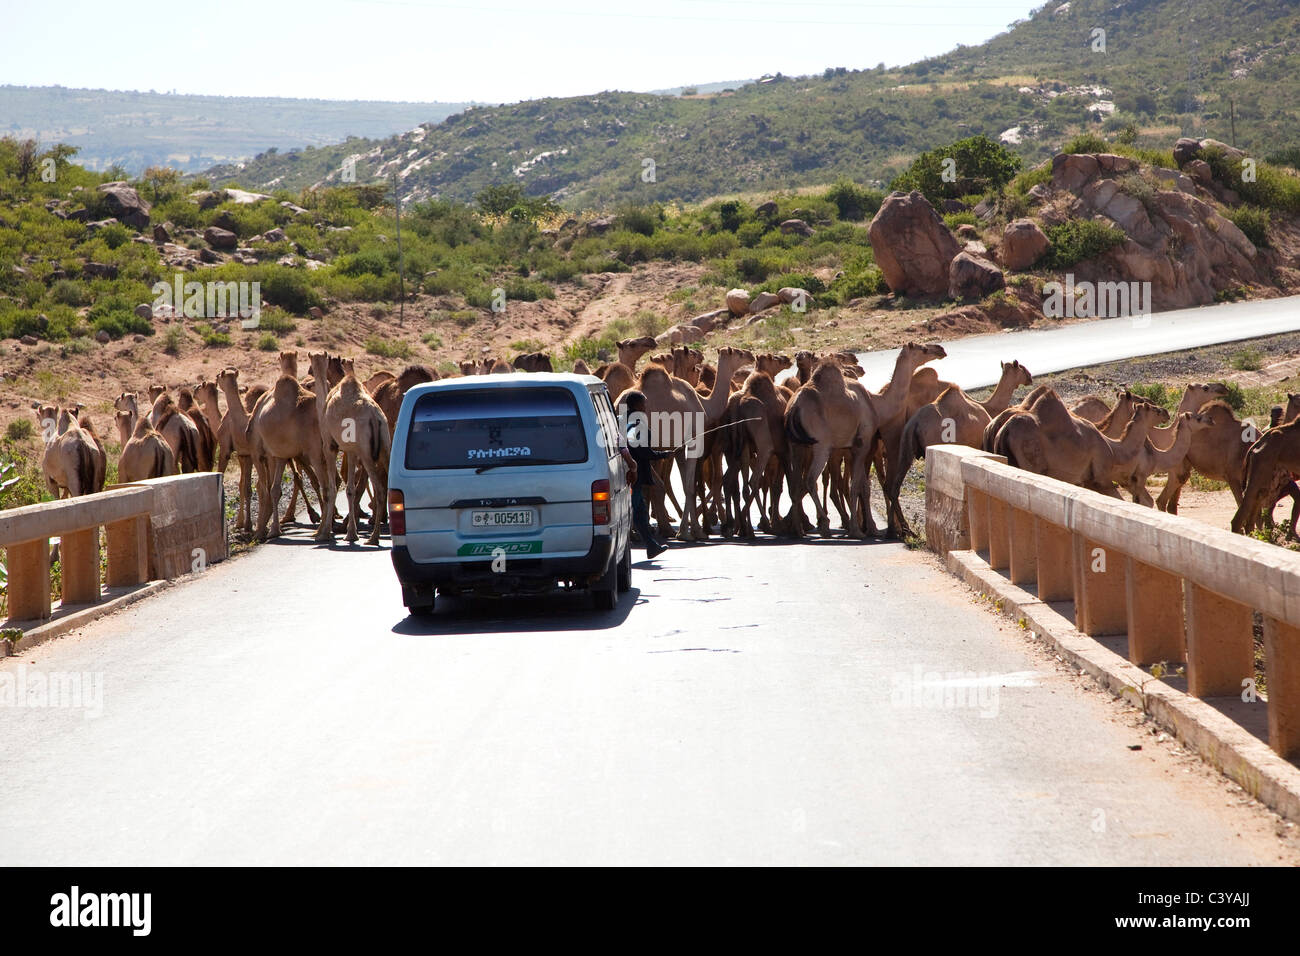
[572,359,593,376]
[33,403,101,498]
[247,351,333,542]
[1156,399,1256,513]
[512,352,553,372]
[635,364,707,540]
[1234,417,1300,535]
[1145,384,1233,451]
[115,409,176,482]
[176,387,218,471]
[617,337,656,368]
[308,351,391,545]
[783,342,946,538]
[373,365,437,435]
[721,371,790,537]
[886,360,1034,520]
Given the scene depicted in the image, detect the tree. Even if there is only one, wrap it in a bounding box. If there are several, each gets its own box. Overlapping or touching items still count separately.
[142,165,181,202]
[888,134,1023,205]
[15,138,38,183]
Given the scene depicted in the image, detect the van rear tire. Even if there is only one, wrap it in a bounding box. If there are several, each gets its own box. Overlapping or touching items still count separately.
[593,556,618,611]
[616,540,631,592]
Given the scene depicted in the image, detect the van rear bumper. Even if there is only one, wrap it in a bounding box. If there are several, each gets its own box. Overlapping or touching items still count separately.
[391,537,613,591]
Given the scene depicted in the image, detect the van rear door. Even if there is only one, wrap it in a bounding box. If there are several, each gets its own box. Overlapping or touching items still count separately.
[399,385,595,563]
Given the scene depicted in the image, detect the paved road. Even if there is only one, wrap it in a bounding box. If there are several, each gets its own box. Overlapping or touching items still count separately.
[852,293,1300,390]
[2,529,1294,865]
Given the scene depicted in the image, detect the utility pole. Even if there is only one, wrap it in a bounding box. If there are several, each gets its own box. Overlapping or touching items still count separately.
[392,172,405,328]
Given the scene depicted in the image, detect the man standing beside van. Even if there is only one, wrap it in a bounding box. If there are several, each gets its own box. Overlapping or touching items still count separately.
[620,390,671,560]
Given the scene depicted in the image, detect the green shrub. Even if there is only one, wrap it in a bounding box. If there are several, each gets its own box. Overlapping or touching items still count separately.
[365,335,413,359]
[617,203,662,237]
[1230,347,1264,372]
[1223,205,1271,248]
[822,180,883,221]
[257,332,278,351]
[6,419,33,441]
[1043,219,1127,268]
[889,134,1022,205]
[260,269,323,314]
[1061,132,1110,155]
[257,308,296,334]
[163,325,185,356]
[49,279,90,307]
[1200,147,1300,215]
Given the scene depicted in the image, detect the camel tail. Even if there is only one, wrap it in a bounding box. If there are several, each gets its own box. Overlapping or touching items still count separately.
[786,406,816,446]
[75,442,96,497]
[179,422,198,473]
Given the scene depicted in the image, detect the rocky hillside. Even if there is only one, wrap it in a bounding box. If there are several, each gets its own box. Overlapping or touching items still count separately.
[205,0,1300,207]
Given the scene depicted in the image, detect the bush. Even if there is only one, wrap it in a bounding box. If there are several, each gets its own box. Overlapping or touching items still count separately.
[822,180,883,221]
[260,269,323,314]
[889,134,1023,205]
[1223,205,1271,248]
[365,335,413,359]
[6,419,33,441]
[1061,132,1110,155]
[163,325,185,356]
[617,203,662,237]
[1230,347,1264,372]
[1043,219,1127,268]
[257,332,278,351]
[49,279,90,307]
[1200,147,1300,215]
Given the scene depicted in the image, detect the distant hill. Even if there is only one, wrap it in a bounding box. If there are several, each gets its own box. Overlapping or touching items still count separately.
[203,0,1300,208]
[0,85,476,175]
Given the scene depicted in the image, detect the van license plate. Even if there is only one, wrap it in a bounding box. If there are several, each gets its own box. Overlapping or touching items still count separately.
[471,509,534,528]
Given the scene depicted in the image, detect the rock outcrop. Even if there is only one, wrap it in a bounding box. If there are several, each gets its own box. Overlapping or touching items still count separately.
[96,182,151,229]
[868,191,961,297]
[1001,219,1050,270]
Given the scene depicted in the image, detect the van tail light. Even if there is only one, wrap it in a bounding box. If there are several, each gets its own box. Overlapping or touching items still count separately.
[388,489,406,536]
[591,479,611,526]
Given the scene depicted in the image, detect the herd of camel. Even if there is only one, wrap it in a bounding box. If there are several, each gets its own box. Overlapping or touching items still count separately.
[29,332,1300,548]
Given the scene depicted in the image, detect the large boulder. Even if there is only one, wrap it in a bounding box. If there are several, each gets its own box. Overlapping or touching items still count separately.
[725,289,751,315]
[779,218,814,237]
[867,191,962,297]
[96,182,151,229]
[748,291,782,313]
[1001,219,1050,270]
[203,227,238,250]
[948,252,1005,300]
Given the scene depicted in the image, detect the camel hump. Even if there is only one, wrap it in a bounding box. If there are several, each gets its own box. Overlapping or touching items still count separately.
[745,372,776,400]
[640,365,671,388]
[809,359,845,389]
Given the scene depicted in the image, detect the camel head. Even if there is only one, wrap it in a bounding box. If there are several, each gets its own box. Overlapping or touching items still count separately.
[114,409,133,442]
[573,359,592,376]
[278,351,299,379]
[1195,399,1238,429]
[113,392,138,416]
[1129,401,1170,431]
[616,337,657,367]
[308,350,331,385]
[33,402,59,440]
[147,384,167,403]
[1285,392,1300,423]
[899,341,947,372]
[1001,360,1033,388]
[215,368,240,392]
[755,353,791,378]
[458,360,477,376]
[340,357,357,379]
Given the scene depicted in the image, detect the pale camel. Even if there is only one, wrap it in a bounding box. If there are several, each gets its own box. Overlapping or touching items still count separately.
[33,403,100,498]
[617,336,656,368]
[74,407,107,494]
[1125,410,1213,506]
[993,390,1168,495]
[247,351,332,542]
[783,343,946,538]
[689,347,755,532]
[886,360,1034,519]
[308,351,391,545]
[115,409,176,482]
[635,364,707,540]
[721,371,789,537]
[1145,384,1233,451]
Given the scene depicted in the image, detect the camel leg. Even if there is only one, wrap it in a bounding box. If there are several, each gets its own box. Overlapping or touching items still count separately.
[313,451,336,544]
[804,443,833,537]
[264,457,288,540]
[237,454,253,532]
[361,457,387,547]
[676,453,699,541]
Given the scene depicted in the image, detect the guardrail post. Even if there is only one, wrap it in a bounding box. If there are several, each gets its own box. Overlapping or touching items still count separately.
[987,497,1010,572]
[966,488,989,554]
[1008,506,1036,586]
[1261,616,1300,760]
[5,539,51,622]
[1034,518,1073,602]
[1125,557,1186,665]
[105,515,149,588]
[59,527,101,606]
[1183,582,1253,698]
[1073,536,1127,636]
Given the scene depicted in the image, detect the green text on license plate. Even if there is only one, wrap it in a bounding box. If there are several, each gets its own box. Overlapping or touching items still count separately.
[457,542,542,557]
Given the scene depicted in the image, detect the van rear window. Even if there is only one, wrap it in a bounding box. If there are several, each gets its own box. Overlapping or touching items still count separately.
[405,387,588,470]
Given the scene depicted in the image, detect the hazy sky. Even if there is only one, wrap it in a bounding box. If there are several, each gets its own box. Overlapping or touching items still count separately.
[3,0,1037,103]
